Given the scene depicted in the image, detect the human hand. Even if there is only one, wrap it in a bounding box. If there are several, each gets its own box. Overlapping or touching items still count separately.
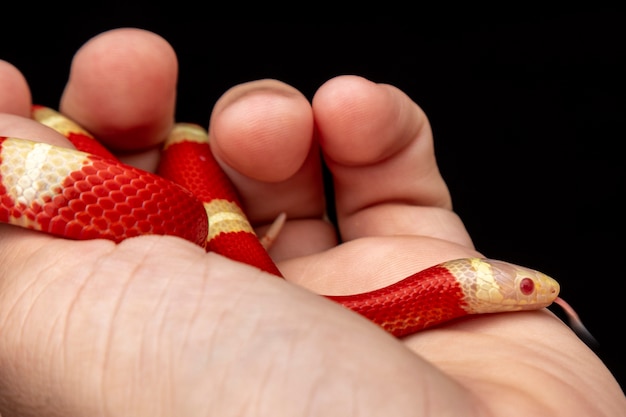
[1,28,624,417]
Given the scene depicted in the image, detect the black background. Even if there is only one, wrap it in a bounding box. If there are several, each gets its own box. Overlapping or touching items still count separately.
[2,11,624,392]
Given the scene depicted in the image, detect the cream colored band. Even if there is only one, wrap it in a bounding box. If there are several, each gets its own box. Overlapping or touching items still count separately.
[33,107,94,138]
[470,258,504,307]
[203,199,255,241]
[0,138,86,230]
[163,123,210,150]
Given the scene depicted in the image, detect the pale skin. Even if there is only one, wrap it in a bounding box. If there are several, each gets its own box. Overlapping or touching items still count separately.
[0,28,624,417]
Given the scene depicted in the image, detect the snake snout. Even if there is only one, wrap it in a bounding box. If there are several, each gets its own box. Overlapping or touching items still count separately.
[477,259,561,312]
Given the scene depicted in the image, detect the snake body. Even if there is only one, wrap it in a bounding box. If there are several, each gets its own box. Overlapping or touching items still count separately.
[0,106,561,337]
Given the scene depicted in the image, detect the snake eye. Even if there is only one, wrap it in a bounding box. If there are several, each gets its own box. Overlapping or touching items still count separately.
[520,277,535,295]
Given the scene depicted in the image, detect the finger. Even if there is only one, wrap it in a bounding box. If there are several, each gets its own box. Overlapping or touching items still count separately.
[59,28,177,156]
[209,79,337,259]
[0,60,32,117]
[0,113,73,148]
[313,75,473,248]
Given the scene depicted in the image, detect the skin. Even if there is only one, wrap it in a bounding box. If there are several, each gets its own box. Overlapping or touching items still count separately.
[0,28,624,417]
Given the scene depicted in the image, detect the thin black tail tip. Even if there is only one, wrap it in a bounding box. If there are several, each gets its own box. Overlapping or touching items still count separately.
[569,319,600,350]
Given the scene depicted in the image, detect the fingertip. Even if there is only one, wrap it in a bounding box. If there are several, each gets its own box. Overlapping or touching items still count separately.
[59,28,178,151]
[210,79,313,182]
[0,60,32,117]
[313,75,425,165]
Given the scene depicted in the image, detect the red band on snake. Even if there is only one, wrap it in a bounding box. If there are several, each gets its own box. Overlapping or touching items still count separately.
[0,106,561,338]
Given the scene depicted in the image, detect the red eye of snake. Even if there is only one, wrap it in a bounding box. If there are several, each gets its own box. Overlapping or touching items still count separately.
[520,277,535,295]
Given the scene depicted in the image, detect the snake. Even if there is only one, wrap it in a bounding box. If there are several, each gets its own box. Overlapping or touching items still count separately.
[0,105,566,338]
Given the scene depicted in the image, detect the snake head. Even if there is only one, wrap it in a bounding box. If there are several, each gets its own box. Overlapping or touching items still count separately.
[458,258,560,314]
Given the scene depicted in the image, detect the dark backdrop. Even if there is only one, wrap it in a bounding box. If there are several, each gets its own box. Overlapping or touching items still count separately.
[2,12,624,392]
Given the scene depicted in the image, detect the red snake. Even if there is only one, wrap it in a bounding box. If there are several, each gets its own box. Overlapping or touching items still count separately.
[0,106,567,338]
